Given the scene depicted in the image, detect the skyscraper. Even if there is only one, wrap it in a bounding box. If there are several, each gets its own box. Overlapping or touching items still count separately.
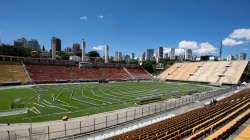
[51,37,61,52]
[185,49,192,60]
[28,39,41,51]
[131,53,135,60]
[239,53,247,60]
[158,46,163,59]
[105,45,109,63]
[146,49,154,60]
[51,37,61,60]
[82,39,86,61]
[170,48,175,60]
[142,52,146,61]
[72,43,81,54]
[114,51,123,62]
[14,38,28,48]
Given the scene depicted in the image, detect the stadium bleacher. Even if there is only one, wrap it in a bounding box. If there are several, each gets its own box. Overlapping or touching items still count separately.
[159,61,249,85]
[0,62,30,84]
[234,125,250,140]
[126,67,152,80]
[24,63,151,83]
[106,87,250,140]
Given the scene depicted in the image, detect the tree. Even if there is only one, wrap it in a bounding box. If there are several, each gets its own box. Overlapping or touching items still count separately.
[60,52,70,60]
[142,60,156,73]
[86,51,100,57]
[0,44,32,57]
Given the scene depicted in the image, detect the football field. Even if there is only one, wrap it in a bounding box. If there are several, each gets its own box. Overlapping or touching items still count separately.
[0,81,213,123]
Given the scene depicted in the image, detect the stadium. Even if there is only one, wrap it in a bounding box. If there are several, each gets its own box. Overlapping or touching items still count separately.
[0,54,249,140]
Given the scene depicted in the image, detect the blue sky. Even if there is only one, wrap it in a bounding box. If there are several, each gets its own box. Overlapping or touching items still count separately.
[0,0,250,58]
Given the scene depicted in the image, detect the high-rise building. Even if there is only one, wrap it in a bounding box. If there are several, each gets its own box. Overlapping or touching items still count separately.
[124,54,130,63]
[158,46,163,59]
[146,49,154,60]
[51,37,61,60]
[114,51,123,62]
[185,49,192,60]
[51,37,61,52]
[14,38,28,48]
[105,45,109,63]
[239,53,247,60]
[64,47,72,53]
[28,39,41,51]
[82,39,86,61]
[170,48,175,60]
[131,53,135,60]
[72,43,81,54]
[141,52,146,61]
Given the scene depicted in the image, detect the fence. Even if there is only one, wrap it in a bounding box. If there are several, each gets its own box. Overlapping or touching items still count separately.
[0,87,233,140]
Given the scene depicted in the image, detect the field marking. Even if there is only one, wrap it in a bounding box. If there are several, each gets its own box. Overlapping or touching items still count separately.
[72,97,98,106]
[90,89,122,104]
[97,89,127,103]
[105,89,136,99]
[33,102,45,108]
[78,94,112,105]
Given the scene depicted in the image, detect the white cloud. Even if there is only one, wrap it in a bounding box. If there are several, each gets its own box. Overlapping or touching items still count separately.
[178,40,199,49]
[93,45,105,51]
[222,28,250,46]
[80,16,88,21]
[177,40,217,55]
[229,28,250,40]
[222,38,244,46]
[98,15,104,19]
[194,42,217,55]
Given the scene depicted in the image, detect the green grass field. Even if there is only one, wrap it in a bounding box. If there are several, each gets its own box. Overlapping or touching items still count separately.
[0,81,213,123]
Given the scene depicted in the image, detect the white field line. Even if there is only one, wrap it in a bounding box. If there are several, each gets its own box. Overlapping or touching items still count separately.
[89,90,115,104]
[41,100,68,111]
[0,108,28,117]
[97,89,126,103]
[33,102,45,108]
[78,95,112,105]
[91,89,123,103]
[55,98,77,109]
[72,97,98,106]
[55,98,69,105]
[104,89,135,99]
[116,87,160,97]
[43,99,52,105]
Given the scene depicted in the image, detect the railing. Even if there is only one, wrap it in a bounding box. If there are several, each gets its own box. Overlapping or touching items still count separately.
[0,87,234,140]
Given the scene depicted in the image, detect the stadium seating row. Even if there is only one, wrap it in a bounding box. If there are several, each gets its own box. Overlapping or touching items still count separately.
[159,61,249,85]
[0,62,30,84]
[106,87,250,140]
[0,63,152,84]
[234,124,250,140]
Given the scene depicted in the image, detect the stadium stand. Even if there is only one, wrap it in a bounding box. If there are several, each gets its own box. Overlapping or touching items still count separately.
[159,61,249,85]
[106,87,250,140]
[0,62,30,84]
[26,64,72,83]
[234,125,250,140]
[126,67,152,80]
[25,63,152,83]
[219,61,249,85]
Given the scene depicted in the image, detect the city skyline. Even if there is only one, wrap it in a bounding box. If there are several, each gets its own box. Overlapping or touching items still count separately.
[0,0,250,58]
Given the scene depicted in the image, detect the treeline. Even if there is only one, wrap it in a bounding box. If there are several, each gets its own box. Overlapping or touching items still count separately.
[0,44,32,57]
